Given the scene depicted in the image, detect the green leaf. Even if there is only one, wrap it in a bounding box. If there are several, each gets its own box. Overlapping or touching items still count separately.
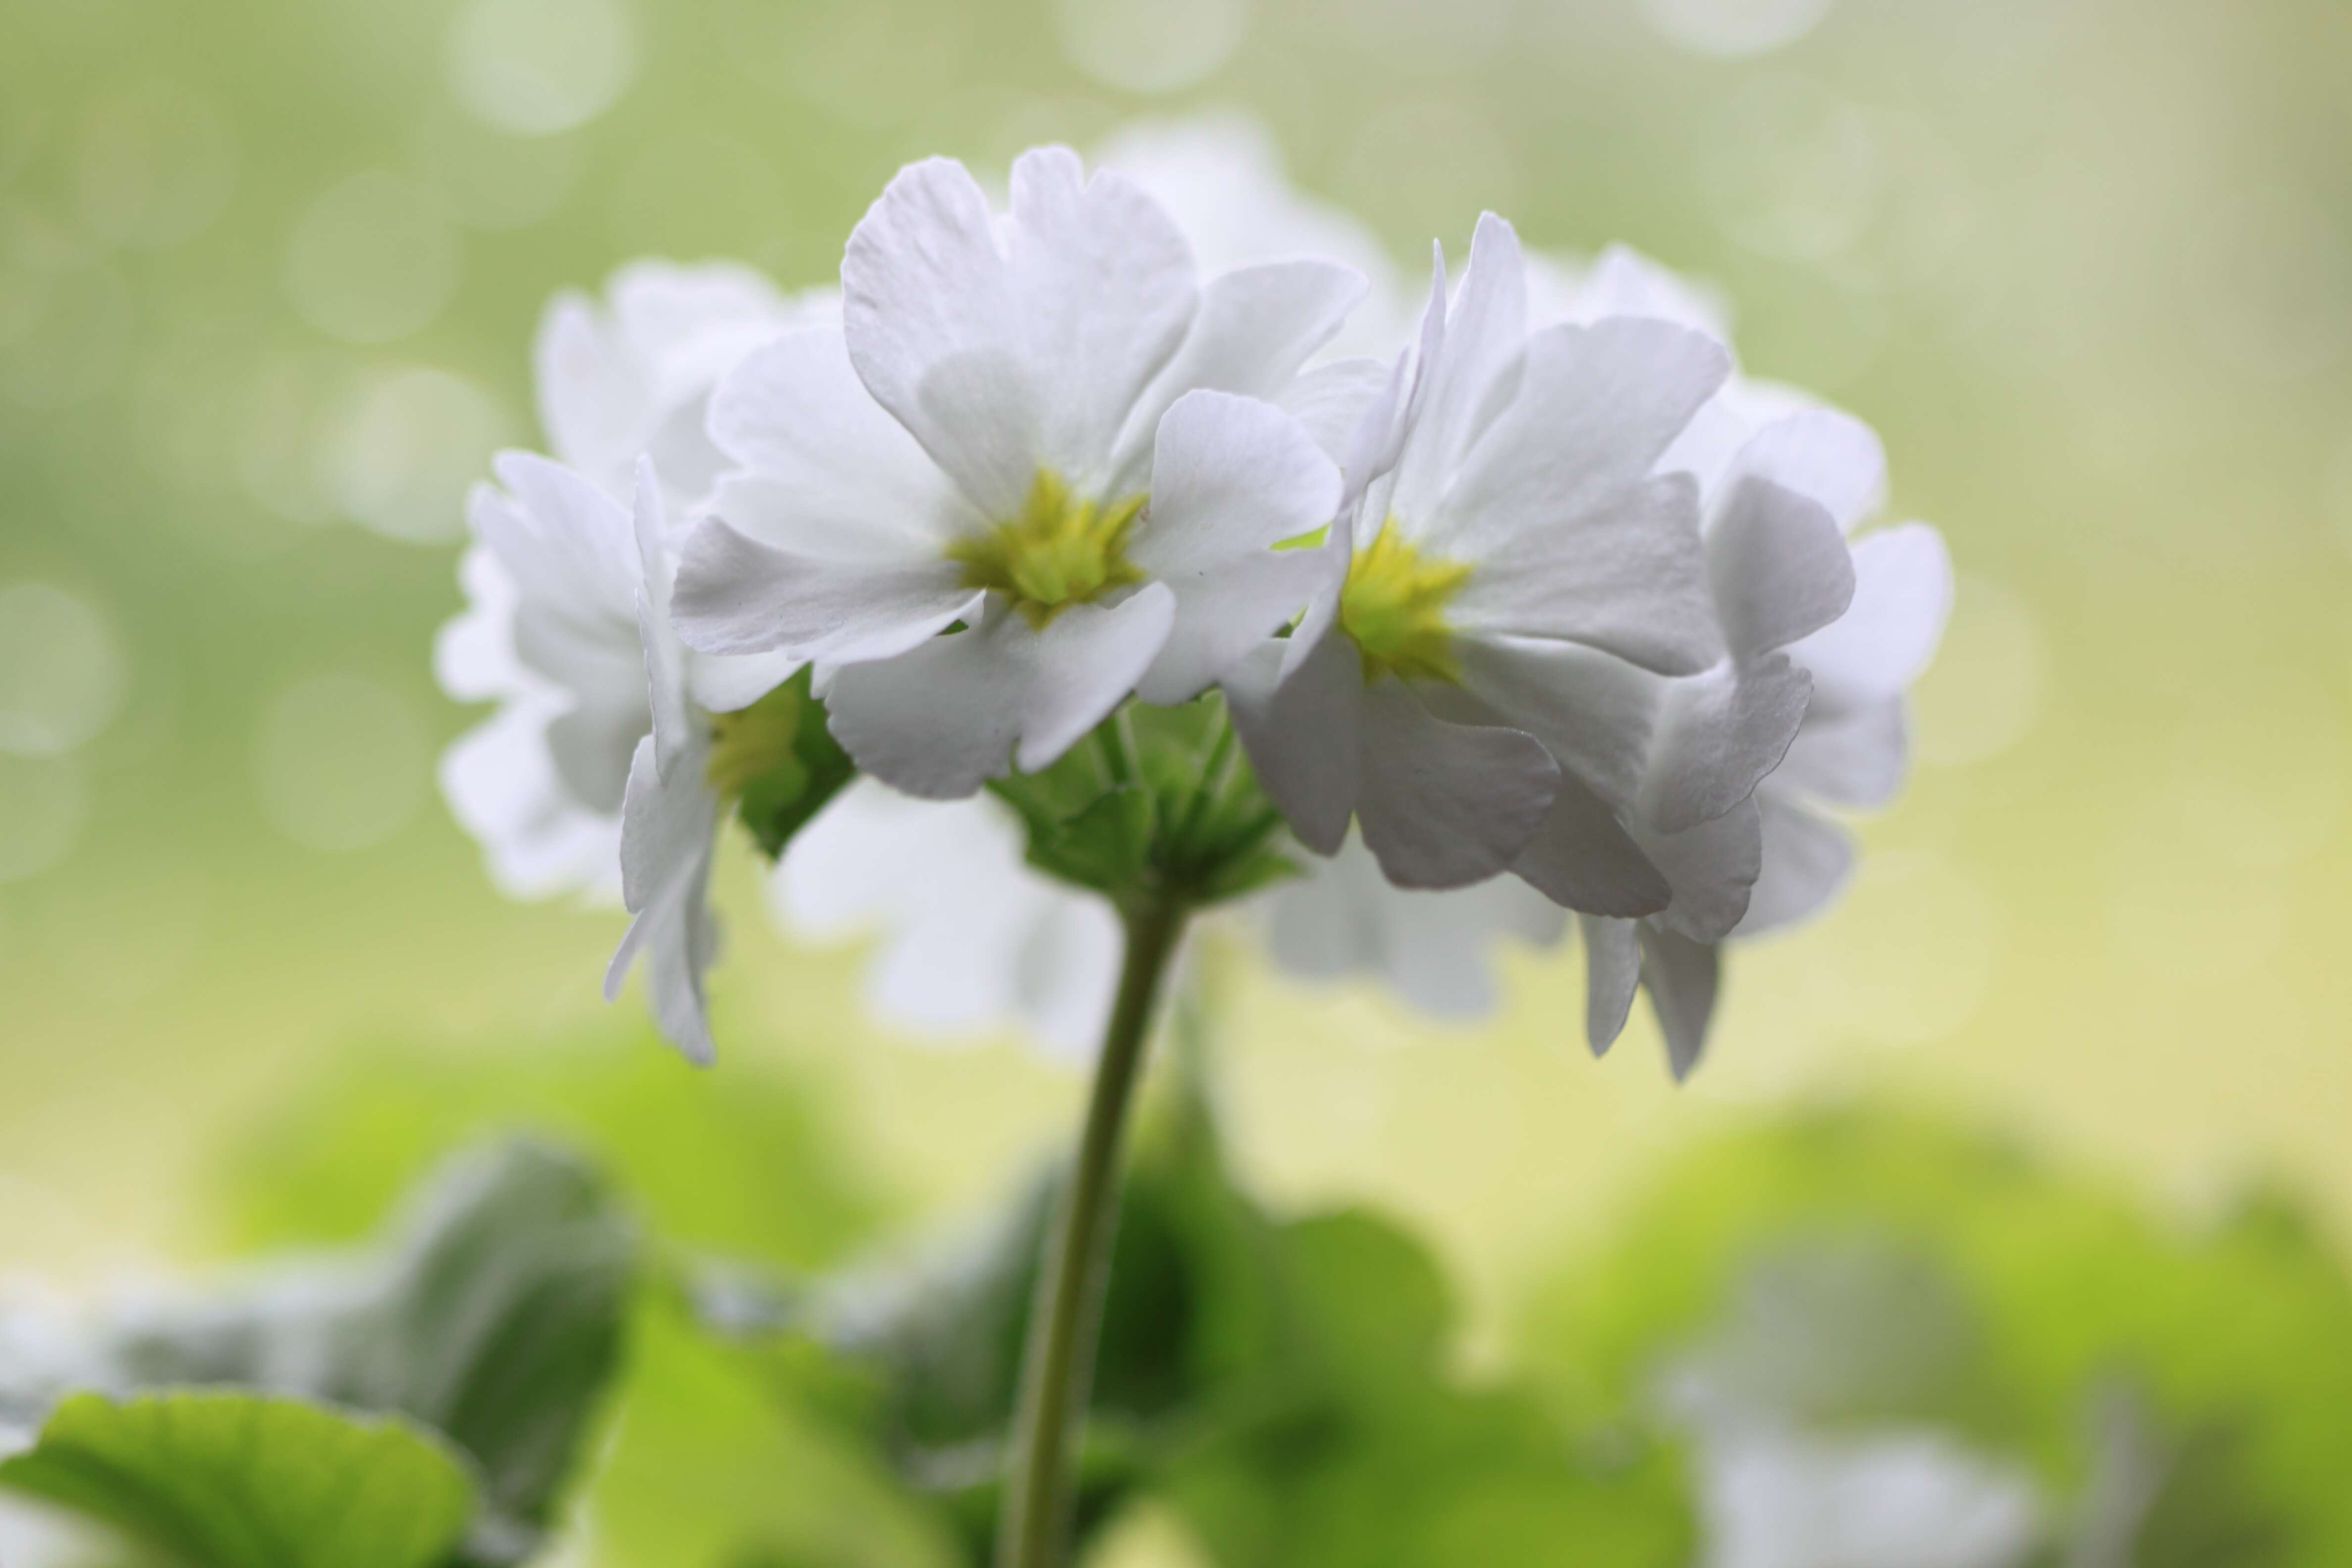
[344,1140,636,1554]
[21,1138,641,1565]
[0,1390,476,1568]
[724,669,858,862]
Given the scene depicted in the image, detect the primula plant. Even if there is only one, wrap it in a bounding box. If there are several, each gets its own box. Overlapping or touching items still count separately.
[418,120,1953,1567]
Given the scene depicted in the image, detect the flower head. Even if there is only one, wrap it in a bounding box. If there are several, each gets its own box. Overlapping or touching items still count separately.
[667,148,1364,801]
[1229,214,1733,898]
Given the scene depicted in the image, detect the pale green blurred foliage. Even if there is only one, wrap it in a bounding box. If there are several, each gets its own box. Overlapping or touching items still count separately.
[1,0,2350,1558]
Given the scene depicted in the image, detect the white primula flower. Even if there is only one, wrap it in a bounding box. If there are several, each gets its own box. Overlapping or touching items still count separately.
[773,781,1122,1061]
[534,258,835,508]
[669,146,1355,799]
[438,261,820,903]
[1228,212,1731,899]
[1694,1420,2043,1568]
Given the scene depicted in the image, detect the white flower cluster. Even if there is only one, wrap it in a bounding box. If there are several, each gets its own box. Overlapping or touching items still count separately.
[437,119,1950,1074]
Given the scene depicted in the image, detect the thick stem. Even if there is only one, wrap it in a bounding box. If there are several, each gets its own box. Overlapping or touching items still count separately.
[996,893,1189,1568]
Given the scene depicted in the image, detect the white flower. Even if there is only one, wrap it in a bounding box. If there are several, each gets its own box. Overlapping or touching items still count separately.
[772,782,1121,1062]
[1694,1421,2043,1568]
[438,261,819,903]
[532,259,834,508]
[669,146,1356,799]
[1228,213,1732,898]
[1238,243,1948,1068]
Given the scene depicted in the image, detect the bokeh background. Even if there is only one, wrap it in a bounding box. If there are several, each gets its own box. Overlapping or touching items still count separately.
[3,0,2350,1532]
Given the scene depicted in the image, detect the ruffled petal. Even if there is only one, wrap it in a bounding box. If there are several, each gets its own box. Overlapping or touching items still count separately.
[669,516,978,664]
[1639,925,1720,1080]
[604,734,722,1064]
[1788,523,1952,713]
[1453,634,1661,810]
[1726,405,1886,533]
[707,328,980,554]
[1109,259,1366,489]
[532,290,644,483]
[1354,677,1560,890]
[1130,391,1342,703]
[1225,631,1363,857]
[1510,770,1672,917]
[1705,475,1856,659]
[824,587,1176,798]
[1638,796,1764,944]
[1389,212,1529,526]
[842,150,1197,505]
[1736,791,1855,935]
[1774,697,1908,810]
[1579,913,1642,1054]
[1637,653,1812,836]
[440,699,622,902]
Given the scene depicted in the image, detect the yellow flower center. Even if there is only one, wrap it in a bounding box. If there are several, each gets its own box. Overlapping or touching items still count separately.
[704,682,805,799]
[945,469,1146,630]
[1339,517,1471,685]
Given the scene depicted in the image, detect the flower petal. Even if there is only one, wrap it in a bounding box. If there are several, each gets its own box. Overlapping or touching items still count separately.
[546,697,647,815]
[1774,697,1907,809]
[1131,391,1342,703]
[1580,913,1641,1054]
[1437,316,1732,555]
[1225,631,1362,856]
[1705,476,1856,659]
[1390,212,1528,526]
[842,150,1197,505]
[436,544,523,702]
[1268,830,1565,1018]
[1447,471,1725,676]
[532,290,643,484]
[1640,796,1764,943]
[707,328,979,553]
[1510,770,1672,916]
[440,699,622,902]
[604,734,722,1064]
[670,516,978,664]
[686,650,799,715]
[1275,356,1393,466]
[1639,925,1720,1080]
[1003,147,1200,487]
[1109,259,1367,490]
[824,587,1176,798]
[1355,678,1560,890]
[1728,406,1886,533]
[1453,635,1661,810]
[1736,791,1855,935]
[1789,523,1952,712]
[1637,653,1812,835]
[630,458,696,782]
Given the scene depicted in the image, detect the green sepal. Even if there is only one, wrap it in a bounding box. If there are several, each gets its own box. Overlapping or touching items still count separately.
[989,695,1290,909]
[725,668,857,861]
[0,1389,478,1568]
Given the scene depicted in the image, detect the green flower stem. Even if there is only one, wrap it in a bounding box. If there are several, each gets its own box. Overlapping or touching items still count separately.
[997,891,1190,1568]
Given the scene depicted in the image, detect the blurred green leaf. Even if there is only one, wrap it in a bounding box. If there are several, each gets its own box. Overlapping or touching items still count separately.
[0,1390,475,1568]
[341,1140,634,1558]
[1518,1106,2352,1566]
[11,1140,635,1565]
